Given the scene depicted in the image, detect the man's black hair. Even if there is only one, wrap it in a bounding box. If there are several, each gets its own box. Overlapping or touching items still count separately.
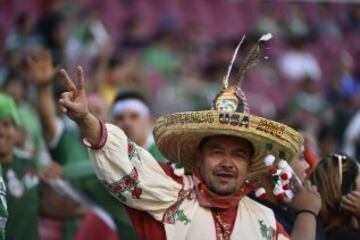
[2,71,24,89]
[112,89,151,110]
[108,55,123,69]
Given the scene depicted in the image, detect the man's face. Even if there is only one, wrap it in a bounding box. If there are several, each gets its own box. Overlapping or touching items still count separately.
[197,135,253,196]
[0,117,16,162]
[112,110,151,146]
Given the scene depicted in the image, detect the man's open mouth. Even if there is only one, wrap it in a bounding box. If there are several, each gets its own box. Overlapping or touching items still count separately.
[214,172,236,182]
[215,173,234,177]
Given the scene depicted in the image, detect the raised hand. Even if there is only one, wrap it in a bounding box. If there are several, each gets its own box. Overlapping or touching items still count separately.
[285,180,322,214]
[341,190,360,216]
[58,66,89,122]
[28,49,57,85]
[286,180,321,240]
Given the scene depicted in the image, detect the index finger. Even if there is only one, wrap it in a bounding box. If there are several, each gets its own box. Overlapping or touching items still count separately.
[293,178,304,192]
[60,69,77,91]
[304,180,312,189]
[342,196,357,207]
[350,191,360,198]
[345,193,358,203]
[76,66,85,91]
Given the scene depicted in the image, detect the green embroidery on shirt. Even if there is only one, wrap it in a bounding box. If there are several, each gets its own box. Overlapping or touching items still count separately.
[258,220,275,240]
[174,209,191,225]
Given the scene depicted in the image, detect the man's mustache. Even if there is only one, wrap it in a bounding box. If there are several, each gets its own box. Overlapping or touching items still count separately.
[213,166,237,177]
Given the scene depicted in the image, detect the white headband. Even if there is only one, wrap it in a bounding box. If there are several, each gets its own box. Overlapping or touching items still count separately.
[111,99,150,117]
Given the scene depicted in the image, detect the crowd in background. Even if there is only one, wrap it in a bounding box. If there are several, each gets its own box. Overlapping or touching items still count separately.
[0,0,360,239]
[1,0,360,158]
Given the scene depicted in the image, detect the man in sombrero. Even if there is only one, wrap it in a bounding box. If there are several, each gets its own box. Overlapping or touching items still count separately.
[58,34,321,240]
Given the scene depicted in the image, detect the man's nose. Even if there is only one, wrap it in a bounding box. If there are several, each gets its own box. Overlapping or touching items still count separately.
[220,155,235,168]
[121,119,133,128]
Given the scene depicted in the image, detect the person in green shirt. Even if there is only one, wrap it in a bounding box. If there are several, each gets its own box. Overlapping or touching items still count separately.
[0,93,84,240]
[3,151,40,240]
[2,73,52,171]
[0,93,20,240]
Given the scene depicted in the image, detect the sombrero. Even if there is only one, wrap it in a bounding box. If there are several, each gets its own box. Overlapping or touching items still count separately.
[153,34,303,181]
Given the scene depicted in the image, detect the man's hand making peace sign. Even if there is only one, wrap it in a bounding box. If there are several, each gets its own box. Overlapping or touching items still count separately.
[58,66,101,146]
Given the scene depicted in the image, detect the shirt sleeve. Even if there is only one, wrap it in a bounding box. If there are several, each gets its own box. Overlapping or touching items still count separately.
[88,123,183,221]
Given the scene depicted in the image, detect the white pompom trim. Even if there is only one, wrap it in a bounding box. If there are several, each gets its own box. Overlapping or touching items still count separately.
[273,186,284,196]
[264,154,276,166]
[255,187,266,197]
[281,179,290,185]
[285,190,294,200]
[174,167,185,177]
[278,160,288,169]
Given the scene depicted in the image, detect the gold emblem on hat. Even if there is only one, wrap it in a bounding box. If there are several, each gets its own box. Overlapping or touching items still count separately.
[214,87,239,114]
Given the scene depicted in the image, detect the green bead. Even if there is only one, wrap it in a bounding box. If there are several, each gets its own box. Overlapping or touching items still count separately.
[272,175,279,181]
[266,143,273,151]
[279,151,286,159]
[174,162,183,169]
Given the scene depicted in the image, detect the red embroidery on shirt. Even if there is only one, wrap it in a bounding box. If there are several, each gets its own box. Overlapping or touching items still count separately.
[131,186,143,199]
[103,167,142,201]
[127,139,139,160]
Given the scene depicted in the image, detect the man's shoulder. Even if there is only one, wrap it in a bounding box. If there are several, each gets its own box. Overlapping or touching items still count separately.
[241,196,276,215]
[156,162,184,185]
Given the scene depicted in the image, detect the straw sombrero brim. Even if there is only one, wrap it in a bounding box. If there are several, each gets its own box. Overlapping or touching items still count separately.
[153,111,303,180]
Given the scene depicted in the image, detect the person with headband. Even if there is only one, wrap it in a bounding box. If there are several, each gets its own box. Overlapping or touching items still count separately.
[111,90,166,163]
[58,34,320,240]
[310,153,360,239]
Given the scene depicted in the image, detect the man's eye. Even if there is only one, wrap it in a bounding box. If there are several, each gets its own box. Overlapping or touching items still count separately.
[235,152,246,158]
[130,113,140,120]
[213,150,223,155]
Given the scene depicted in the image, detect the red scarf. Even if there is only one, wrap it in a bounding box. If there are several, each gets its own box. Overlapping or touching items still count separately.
[193,168,251,209]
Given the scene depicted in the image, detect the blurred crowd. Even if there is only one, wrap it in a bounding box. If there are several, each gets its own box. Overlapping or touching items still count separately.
[0,0,360,239]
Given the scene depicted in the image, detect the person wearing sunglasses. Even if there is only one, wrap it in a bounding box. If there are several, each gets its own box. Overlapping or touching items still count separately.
[310,153,360,239]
